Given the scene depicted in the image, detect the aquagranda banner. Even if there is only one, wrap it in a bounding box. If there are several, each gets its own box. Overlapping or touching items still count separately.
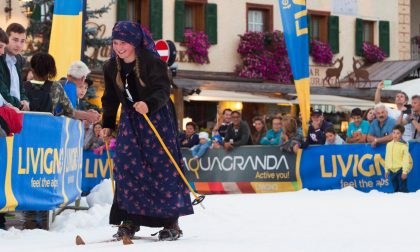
[0,113,83,212]
[80,143,420,195]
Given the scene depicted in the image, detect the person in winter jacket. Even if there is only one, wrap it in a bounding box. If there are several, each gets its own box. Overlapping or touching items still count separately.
[191,132,211,159]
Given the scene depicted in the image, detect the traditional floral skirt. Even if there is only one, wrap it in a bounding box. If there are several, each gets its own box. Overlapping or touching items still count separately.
[109,102,193,227]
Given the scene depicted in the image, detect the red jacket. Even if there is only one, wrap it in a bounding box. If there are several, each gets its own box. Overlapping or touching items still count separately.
[0,106,24,136]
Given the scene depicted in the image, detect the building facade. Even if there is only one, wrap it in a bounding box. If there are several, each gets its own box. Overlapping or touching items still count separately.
[81,0,415,86]
[0,0,418,81]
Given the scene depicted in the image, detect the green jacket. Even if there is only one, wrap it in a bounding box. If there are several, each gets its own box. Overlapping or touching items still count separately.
[0,54,29,108]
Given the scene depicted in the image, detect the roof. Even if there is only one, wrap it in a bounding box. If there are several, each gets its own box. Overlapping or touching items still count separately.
[185,90,378,111]
[345,60,420,87]
[173,76,399,102]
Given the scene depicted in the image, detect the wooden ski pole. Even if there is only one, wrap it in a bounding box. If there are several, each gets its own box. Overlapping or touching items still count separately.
[142,114,205,209]
[105,140,115,194]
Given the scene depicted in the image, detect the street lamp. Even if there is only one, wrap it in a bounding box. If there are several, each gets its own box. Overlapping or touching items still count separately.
[4,0,12,21]
[18,0,35,17]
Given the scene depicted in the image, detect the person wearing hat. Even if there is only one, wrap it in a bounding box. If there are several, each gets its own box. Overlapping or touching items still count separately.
[346,108,370,143]
[211,135,224,149]
[191,131,211,159]
[101,21,193,241]
[306,109,333,145]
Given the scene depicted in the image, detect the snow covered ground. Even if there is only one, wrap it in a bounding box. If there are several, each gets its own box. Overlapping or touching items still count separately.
[1,180,419,252]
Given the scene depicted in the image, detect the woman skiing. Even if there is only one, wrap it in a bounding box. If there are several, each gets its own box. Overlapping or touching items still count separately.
[101,21,193,241]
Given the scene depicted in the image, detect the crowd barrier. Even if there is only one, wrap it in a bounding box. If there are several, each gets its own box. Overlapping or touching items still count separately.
[82,142,420,194]
[0,113,83,212]
[2,114,420,212]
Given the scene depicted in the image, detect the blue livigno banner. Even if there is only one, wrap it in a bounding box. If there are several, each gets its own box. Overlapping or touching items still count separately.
[278,0,311,137]
[0,113,83,212]
[82,150,113,194]
[299,143,420,192]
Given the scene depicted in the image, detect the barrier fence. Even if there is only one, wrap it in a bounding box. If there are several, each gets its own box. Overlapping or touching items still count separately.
[1,114,420,212]
[0,114,83,212]
[82,143,420,195]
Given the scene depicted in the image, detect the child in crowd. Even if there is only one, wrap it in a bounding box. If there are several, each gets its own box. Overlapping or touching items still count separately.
[385,125,413,193]
[325,127,345,145]
[346,108,370,143]
[211,135,223,149]
[77,78,89,100]
[191,132,211,159]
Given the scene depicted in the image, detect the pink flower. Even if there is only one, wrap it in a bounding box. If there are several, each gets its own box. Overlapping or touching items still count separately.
[362,42,386,63]
[310,40,333,65]
[184,31,211,64]
[236,31,292,83]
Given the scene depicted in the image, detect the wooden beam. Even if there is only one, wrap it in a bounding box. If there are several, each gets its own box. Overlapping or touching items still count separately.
[173,88,184,131]
[173,78,399,102]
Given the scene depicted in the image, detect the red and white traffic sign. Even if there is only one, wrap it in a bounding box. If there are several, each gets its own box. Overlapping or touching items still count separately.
[155,39,169,62]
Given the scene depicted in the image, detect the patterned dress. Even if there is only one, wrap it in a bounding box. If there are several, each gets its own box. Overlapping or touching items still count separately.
[103,53,194,227]
[110,103,193,226]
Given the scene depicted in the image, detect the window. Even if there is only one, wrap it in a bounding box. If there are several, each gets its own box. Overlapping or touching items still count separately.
[117,0,162,39]
[127,0,150,28]
[362,20,374,44]
[355,18,378,56]
[174,0,218,44]
[246,3,273,32]
[308,10,330,43]
[184,1,206,33]
[248,10,264,32]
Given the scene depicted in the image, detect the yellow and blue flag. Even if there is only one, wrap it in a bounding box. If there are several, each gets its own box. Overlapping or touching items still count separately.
[49,0,84,79]
[278,0,310,137]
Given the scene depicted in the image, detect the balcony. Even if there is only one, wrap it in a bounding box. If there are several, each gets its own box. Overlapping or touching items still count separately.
[411,36,420,60]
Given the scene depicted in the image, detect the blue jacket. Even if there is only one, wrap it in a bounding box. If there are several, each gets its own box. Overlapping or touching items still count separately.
[191,140,211,158]
[260,129,283,145]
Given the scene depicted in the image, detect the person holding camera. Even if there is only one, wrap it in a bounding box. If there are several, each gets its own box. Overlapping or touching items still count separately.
[375,80,412,142]
[398,95,420,141]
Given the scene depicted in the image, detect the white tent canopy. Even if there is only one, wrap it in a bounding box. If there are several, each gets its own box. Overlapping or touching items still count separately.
[384,78,420,101]
[185,90,377,111]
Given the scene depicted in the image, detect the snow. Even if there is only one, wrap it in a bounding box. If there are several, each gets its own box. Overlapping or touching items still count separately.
[1,180,419,252]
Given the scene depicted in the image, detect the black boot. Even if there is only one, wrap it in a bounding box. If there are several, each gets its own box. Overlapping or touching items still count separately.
[112,221,140,240]
[157,221,183,241]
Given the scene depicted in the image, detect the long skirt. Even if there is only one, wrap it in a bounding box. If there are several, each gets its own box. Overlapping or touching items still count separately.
[109,102,193,227]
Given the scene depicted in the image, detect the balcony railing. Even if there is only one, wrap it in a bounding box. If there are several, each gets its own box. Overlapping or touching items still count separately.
[411,36,420,60]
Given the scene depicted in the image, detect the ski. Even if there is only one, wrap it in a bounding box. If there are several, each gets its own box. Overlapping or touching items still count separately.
[75,235,155,245]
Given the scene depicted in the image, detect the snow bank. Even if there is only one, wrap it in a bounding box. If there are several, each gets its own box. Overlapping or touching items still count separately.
[2,187,420,252]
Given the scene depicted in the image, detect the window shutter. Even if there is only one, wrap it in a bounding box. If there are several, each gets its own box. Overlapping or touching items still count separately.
[328,15,339,54]
[149,0,163,39]
[205,3,217,44]
[117,0,127,21]
[379,21,390,57]
[174,0,185,42]
[355,18,363,56]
